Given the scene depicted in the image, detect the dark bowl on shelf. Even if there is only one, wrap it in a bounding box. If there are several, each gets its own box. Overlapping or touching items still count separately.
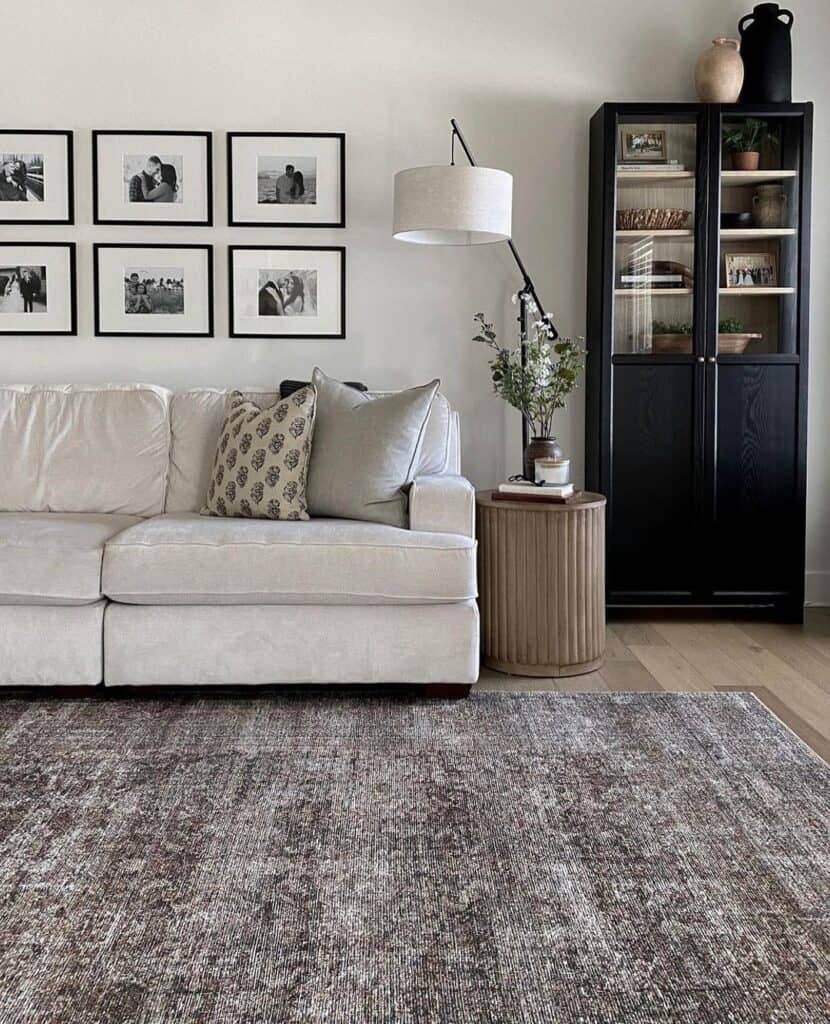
[721,212,754,229]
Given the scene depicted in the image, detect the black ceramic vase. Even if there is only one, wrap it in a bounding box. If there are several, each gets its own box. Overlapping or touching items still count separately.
[738,3,793,102]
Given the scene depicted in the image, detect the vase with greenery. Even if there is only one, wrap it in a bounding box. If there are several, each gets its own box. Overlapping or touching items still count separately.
[722,118,778,171]
[473,304,585,481]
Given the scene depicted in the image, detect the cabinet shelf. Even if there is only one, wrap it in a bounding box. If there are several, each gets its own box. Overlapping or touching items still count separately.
[720,170,798,187]
[616,229,694,240]
[617,171,695,188]
[615,288,692,296]
[719,287,795,296]
[720,228,796,239]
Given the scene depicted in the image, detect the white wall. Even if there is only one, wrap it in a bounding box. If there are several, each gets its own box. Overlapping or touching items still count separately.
[2,0,828,597]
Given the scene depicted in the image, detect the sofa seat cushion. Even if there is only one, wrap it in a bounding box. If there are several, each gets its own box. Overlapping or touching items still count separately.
[0,513,141,605]
[102,513,476,605]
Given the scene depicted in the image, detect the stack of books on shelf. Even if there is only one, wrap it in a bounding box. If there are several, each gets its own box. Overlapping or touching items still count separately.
[492,481,577,504]
[617,160,686,172]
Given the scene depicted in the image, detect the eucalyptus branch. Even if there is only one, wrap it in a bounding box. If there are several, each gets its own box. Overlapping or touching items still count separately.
[473,307,585,440]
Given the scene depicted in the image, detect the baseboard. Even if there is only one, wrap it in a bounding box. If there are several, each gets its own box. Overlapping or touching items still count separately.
[805,571,830,607]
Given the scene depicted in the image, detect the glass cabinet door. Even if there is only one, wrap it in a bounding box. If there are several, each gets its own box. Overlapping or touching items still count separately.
[716,111,803,355]
[613,115,700,354]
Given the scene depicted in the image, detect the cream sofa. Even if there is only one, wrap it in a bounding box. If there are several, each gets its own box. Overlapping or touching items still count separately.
[0,385,478,689]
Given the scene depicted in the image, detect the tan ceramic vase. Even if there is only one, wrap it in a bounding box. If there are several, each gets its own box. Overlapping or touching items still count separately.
[695,37,744,102]
[753,184,787,227]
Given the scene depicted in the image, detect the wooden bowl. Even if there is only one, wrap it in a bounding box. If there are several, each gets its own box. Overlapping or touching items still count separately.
[718,333,761,354]
[652,334,692,354]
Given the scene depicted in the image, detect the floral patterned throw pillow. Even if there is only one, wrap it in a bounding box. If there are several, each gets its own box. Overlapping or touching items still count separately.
[201,386,317,520]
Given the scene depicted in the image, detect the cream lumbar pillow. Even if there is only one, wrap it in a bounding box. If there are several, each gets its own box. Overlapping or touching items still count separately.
[306,367,439,527]
[201,387,316,520]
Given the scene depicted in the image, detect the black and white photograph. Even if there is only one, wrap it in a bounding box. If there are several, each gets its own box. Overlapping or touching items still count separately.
[0,132,73,223]
[124,155,183,205]
[257,156,316,205]
[0,265,46,314]
[95,244,212,336]
[93,132,211,225]
[258,269,316,316]
[0,154,44,203]
[724,251,778,288]
[230,246,344,338]
[229,133,344,227]
[0,243,75,334]
[124,267,184,315]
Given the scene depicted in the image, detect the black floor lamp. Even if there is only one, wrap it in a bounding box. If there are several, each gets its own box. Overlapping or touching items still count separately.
[393,118,560,459]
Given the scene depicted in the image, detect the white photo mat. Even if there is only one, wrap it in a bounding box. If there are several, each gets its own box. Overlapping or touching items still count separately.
[231,247,344,338]
[229,135,343,226]
[0,133,72,222]
[0,244,74,333]
[94,133,211,223]
[96,246,212,335]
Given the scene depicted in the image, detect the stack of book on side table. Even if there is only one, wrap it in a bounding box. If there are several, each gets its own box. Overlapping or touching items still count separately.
[492,481,578,504]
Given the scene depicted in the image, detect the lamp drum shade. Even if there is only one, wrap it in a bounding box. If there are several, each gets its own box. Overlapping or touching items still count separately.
[393,165,513,244]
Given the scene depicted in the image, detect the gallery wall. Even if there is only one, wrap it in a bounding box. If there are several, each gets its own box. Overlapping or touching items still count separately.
[2,0,829,601]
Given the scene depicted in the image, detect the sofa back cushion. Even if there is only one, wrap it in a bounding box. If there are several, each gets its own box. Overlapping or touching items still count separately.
[0,385,171,516]
[166,386,456,513]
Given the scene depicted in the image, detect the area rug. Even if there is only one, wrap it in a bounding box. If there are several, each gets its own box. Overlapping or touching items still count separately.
[0,692,827,1024]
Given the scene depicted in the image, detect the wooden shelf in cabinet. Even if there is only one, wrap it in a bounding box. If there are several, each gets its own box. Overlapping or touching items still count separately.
[720,170,797,187]
[616,229,694,240]
[615,288,692,296]
[617,171,695,187]
[720,228,796,239]
[719,287,795,296]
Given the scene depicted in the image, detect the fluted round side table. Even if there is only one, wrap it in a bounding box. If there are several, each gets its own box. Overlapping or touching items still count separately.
[476,491,606,676]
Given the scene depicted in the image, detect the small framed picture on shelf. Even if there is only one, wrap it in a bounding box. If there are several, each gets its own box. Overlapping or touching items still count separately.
[724,252,778,288]
[620,129,666,163]
[92,131,212,225]
[229,245,345,339]
[227,132,345,227]
[94,243,213,337]
[0,131,73,224]
[0,242,76,335]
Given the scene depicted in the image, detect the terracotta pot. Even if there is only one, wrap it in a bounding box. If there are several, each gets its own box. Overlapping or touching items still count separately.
[695,37,744,102]
[731,151,760,171]
[523,437,563,482]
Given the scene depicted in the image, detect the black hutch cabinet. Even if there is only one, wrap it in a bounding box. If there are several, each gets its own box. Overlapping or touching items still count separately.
[586,102,812,621]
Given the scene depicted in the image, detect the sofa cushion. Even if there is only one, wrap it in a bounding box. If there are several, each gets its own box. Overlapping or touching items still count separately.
[306,368,439,527]
[102,513,476,605]
[166,387,455,513]
[0,513,141,605]
[0,384,171,515]
[201,387,317,521]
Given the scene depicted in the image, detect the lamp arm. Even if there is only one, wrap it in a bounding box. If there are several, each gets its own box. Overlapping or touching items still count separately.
[450,118,558,339]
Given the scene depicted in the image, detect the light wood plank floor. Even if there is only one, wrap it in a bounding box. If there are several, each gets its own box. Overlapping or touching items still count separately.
[475,609,830,762]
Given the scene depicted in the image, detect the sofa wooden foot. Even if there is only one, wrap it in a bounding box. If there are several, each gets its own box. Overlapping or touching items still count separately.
[419,683,472,699]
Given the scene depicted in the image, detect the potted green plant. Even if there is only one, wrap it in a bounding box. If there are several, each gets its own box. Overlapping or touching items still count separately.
[473,305,584,481]
[722,118,777,171]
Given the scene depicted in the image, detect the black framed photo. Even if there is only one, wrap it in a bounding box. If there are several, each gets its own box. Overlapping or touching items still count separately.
[92,131,212,225]
[94,244,213,337]
[228,132,345,227]
[0,131,73,224]
[229,245,345,339]
[0,242,76,335]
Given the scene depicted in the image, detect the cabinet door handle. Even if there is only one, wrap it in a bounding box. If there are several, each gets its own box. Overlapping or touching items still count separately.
[708,356,716,363]
[697,356,705,363]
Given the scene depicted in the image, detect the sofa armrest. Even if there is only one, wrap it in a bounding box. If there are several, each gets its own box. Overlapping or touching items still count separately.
[409,475,475,539]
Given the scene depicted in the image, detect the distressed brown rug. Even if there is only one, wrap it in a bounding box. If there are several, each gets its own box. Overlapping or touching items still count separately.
[0,692,827,1024]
